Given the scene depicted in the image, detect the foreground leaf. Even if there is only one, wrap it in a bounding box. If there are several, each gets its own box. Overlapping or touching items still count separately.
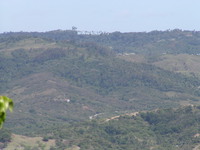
[0,96,13,128]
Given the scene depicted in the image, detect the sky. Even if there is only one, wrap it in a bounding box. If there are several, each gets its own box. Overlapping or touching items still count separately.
[1,0,200,33]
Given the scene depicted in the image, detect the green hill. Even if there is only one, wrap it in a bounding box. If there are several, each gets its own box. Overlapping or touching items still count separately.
[0,31,200,135]
[0,30,200,150]
[2,29,200,55]
[2,106,200,150]
[35,106,200,150]
[119,53,200,78]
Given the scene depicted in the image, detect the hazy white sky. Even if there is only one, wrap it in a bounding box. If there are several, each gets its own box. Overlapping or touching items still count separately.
[1,0,200,33]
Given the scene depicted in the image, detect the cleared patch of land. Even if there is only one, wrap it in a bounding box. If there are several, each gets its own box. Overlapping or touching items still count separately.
[118,54,200,78]
[153,54,200,77]
[5,134,55,150]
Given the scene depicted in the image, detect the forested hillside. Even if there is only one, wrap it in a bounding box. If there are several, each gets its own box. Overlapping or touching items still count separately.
[2,29,200,55]
[0,30,200,149]
[2,106,200,149]
[20,106,200,150]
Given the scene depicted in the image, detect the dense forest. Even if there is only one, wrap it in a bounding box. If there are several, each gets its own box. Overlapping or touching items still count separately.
[2,106,200,150]
[0,30,200,149]
[50,106,200,150]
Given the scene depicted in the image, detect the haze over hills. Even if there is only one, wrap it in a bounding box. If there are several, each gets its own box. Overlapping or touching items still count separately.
[0,30,200,149]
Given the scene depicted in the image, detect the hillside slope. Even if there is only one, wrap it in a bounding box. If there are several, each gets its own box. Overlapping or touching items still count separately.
[42,106,200,150]
[0,32,200,135]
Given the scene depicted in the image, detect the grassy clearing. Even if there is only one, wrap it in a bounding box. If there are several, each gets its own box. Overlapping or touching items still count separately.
[65,145,80,150]
[0,38,60,56]
[119,54,200,78]
[153,54,200,77]
[5,134,55,150]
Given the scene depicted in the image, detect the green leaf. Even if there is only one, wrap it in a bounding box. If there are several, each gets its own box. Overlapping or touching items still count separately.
[0,96,13,128]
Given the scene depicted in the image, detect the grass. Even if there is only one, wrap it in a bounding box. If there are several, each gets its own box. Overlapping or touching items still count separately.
[118,53,200,78]
[0,38,62,57]
[153,54,200,77]
[1,38,57,50]
[5,134,55,150]
[65,145,80,150]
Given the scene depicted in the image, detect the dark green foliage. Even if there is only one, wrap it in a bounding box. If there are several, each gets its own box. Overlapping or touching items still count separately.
[42,136,49,142]
[2,29,200,55]
[0,128,11,143]
[140,106,200,148]
[33,48,66,64]
[0,30,200,150]
[49,52,200,94]
[0,128,11,148]
[50,106,200,150]
[0,51,33,92]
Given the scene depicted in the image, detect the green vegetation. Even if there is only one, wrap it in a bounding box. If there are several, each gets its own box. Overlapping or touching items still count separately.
[0,128,12,149]
[0,30,200,149]
[0,96,13,128]
[47,106,200,150]
[2,29,200,55]
[1,37,199,134]
[5,134,55,150]
[119,53,200,79]
[3,106,200,149]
